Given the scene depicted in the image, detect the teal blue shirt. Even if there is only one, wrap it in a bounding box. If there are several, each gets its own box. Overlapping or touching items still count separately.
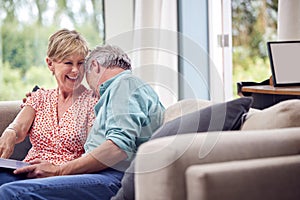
[84,70,165,160]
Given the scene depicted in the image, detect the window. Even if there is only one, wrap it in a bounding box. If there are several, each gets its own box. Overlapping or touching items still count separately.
[232,0,278,96]
[208,0,278,100]
[0,0,104,100]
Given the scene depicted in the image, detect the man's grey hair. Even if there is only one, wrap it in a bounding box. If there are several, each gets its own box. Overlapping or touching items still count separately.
[85,44,131,71]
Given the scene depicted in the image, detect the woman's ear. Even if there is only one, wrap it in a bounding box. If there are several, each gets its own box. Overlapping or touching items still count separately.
[46,57,54,74]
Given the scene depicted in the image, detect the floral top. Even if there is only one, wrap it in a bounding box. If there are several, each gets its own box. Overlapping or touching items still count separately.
[23,88,98,165]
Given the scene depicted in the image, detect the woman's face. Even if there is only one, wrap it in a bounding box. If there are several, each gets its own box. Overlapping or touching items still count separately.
[48,54,85,93]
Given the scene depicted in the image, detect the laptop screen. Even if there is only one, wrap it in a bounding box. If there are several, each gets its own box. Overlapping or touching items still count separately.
[267,41,300,86]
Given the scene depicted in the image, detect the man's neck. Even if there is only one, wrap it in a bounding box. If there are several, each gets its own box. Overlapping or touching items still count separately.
[99,67,126,86]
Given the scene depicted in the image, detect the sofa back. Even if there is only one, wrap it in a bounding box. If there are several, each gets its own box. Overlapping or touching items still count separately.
[0,101,22,134]
[163,99,212,123]
[0,100,31,160]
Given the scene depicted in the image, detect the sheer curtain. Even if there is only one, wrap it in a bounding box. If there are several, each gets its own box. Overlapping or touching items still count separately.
[132,0,178,108]
[278,0,300,40]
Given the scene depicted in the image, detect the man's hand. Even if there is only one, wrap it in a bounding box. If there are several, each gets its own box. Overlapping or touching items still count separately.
[14,159,61,178]
[22,85,41,106]
[22,91,32,104]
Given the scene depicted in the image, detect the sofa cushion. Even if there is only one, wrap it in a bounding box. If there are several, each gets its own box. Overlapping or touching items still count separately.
[186,155,300,200]
[241,99,300,130]
[163,99,212,123]
[152,97,253,139]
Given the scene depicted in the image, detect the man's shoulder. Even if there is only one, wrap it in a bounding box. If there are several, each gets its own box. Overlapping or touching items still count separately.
[116,72,137,81]
[112,73,145,88]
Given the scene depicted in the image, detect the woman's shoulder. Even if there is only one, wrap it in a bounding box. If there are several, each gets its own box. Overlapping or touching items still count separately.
[24,88,57,109]
[32,88,57,98]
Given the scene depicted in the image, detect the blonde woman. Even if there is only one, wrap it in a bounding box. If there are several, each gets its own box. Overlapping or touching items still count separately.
[0,29,98,184]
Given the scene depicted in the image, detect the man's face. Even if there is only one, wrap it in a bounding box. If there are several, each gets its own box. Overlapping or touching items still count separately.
[86,60,100,97]
[86,70,97,95]
[85,59,125,96]
[85,61,107,97]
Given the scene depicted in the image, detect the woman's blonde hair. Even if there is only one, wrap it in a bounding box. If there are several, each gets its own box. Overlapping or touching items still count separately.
[47,29,89,62]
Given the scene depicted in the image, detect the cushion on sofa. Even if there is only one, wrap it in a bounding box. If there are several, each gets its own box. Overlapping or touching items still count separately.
[241,99,300,130]
[152,97,253,139]
[244,108,261,120]
[163,98,212,123]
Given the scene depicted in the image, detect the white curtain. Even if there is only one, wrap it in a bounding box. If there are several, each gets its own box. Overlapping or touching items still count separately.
[132,0,178,108]
[278,0,300,40]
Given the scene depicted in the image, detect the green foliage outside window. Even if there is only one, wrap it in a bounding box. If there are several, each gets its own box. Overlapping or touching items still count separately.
[0,61,56,100]
[232,0,278,96]
[0,0,104,100]
[0,0,279,100]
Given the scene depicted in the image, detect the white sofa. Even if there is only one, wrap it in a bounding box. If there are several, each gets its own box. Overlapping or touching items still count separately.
[135,129,300,200]
[1,99,300,200]
[134,98,300,200]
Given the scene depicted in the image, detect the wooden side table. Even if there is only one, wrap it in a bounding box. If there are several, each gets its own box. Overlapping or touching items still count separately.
[240,85,300,109]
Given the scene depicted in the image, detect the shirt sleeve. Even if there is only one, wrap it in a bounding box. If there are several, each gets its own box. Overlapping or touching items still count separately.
[24,89,44,112]
[103,78,152,160]
[87,93,98,128]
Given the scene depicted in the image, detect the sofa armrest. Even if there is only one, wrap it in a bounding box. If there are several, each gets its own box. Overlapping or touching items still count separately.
[135,128,300,200]
[186,155,300,200]
[0,101,31,160]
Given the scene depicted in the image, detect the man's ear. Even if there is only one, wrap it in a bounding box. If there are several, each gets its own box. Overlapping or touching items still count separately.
[91,60,101,73]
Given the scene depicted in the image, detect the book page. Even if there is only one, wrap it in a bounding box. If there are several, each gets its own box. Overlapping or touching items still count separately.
[0,158,30,169]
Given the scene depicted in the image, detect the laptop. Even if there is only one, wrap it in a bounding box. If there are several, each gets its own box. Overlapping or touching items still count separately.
[267,41,300,86]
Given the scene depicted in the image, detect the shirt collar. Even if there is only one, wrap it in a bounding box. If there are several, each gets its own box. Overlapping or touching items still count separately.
[99,70,131,96]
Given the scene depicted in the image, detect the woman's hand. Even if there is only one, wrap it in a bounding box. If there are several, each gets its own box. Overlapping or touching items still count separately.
[0,129,17,158]
[14,159,61,178]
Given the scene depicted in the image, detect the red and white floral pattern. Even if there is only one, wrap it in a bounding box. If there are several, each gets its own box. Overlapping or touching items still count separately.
[23,88,98,165]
